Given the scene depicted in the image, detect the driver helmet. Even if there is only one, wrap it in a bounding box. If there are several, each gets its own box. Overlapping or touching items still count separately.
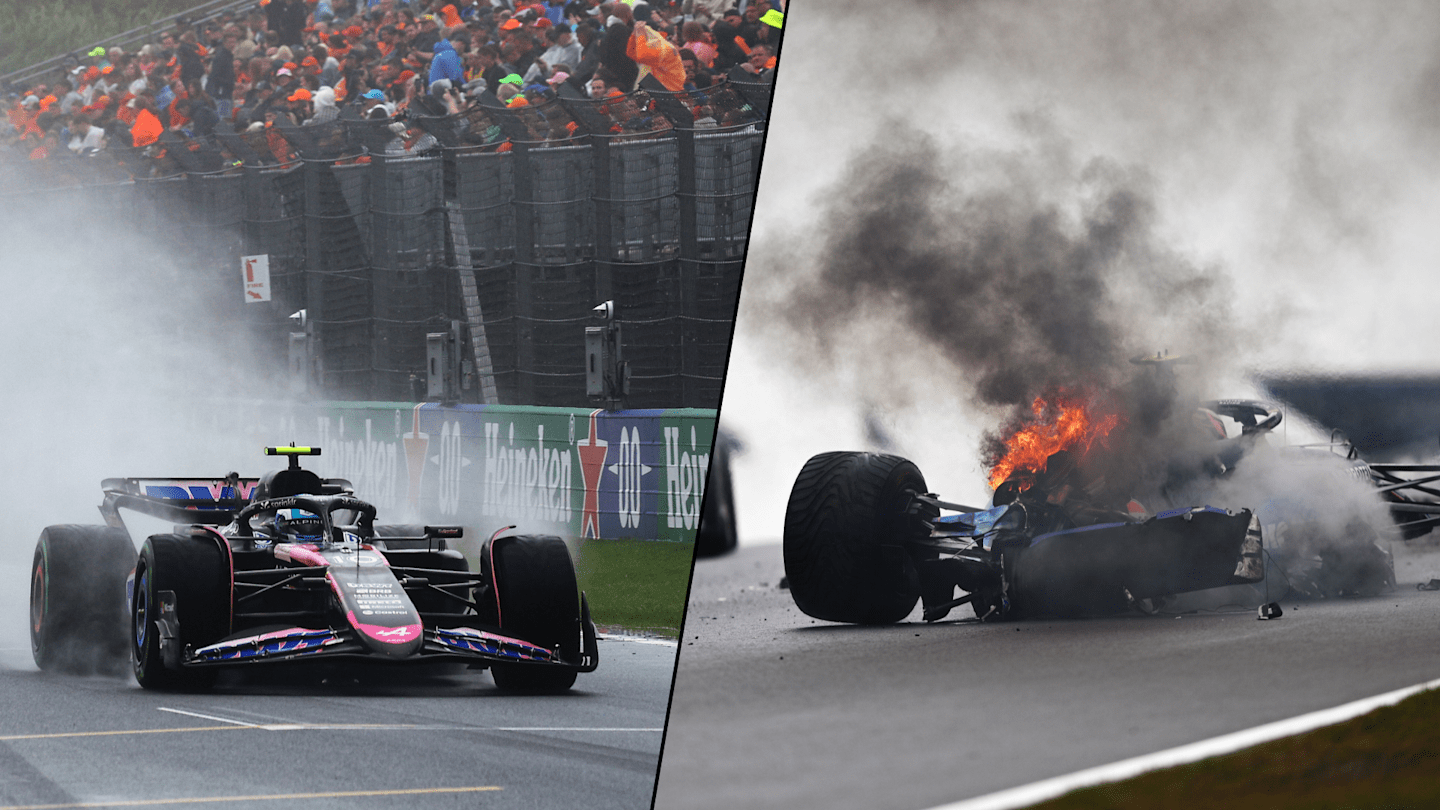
[273,508,325,542]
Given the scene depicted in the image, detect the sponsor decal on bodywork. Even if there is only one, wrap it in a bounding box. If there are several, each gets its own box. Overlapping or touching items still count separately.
[192,627,341,662]
[432,626,557,662]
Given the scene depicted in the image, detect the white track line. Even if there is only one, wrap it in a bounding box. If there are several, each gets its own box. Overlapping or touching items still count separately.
[488,727,663,732]
[927,676,1440,810]
[153,710,659,735]
[155,708,256,727]
[155,708,326,731]
[209,707,304,724]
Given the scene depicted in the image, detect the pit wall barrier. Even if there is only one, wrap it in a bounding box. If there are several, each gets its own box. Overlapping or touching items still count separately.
[256,401,714,545]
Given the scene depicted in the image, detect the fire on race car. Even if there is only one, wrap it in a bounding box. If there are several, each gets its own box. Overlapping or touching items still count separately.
[29,445,598,692]
[782,362,1440,625]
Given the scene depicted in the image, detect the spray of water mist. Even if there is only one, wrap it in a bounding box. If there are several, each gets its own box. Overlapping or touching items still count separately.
[0,183,288,666]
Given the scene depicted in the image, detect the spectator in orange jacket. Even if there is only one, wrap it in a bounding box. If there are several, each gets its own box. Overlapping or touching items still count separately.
[131,102,165,147]
[627,21,684,91]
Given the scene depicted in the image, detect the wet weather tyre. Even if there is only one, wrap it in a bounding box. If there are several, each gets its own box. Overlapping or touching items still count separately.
[485,534,581,693]
[695,439,738,557]
[784,452,926,624]
[132,534,228,691]
[30,525,135,675]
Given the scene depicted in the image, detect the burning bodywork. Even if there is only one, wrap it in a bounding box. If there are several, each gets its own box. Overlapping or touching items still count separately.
[783,363,1428,624]
[29,446,598,691]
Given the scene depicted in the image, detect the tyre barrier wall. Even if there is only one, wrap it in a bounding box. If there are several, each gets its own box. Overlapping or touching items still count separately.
[214,400,714,546]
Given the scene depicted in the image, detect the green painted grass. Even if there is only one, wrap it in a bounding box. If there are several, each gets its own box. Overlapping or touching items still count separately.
[1027,687,1440,810]
[573,538,694,639]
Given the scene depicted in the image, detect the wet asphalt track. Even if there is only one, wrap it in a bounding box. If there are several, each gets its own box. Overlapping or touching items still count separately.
[0,570,676,810]
[652,541,1440,810]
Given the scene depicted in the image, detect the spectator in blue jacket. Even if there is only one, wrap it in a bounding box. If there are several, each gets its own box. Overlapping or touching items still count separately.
[430,36,465,86]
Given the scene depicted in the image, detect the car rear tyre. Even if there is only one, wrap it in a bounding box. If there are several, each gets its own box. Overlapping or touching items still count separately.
[132,534,228,691]
[695,439,738,557]
[30,525,135,675]
[485,534,581,693]
[783,452,926,624]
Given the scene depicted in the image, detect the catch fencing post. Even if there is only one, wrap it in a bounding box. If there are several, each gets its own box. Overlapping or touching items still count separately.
[678,125,700,406]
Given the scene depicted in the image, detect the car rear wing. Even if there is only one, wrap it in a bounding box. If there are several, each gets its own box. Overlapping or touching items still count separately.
[98,476,354,528]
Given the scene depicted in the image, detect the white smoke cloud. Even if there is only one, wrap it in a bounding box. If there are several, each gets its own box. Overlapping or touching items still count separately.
[0,181,286,659]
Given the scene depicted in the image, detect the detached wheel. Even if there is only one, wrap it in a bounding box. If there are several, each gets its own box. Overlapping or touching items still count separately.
[132,535,228,691]
[783,452,926,624]
[485,534,581,693]
[30,525,135,675]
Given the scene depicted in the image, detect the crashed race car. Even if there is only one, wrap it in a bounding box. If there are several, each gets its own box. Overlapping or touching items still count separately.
[783,388,1437,624]
[29,446,598,691]
[783,450,1266,624]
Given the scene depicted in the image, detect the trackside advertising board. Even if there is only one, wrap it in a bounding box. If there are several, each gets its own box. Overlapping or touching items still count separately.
[257,403,714,544]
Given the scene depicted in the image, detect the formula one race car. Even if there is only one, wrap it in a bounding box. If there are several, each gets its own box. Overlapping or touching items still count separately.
[783,451,1267,624]
[29,446,597,691]
[783,392,1436,623]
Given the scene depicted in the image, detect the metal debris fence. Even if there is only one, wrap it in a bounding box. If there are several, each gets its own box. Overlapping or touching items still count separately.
[5,79,769,408]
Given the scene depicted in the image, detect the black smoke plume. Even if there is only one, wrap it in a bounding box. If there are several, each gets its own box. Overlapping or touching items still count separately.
[764,124,1240,482]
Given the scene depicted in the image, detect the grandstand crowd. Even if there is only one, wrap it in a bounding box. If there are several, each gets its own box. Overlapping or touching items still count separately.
[3,0,781,163]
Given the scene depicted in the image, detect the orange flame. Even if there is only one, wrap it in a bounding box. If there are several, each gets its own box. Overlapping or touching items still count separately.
[987,394,1122,490]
